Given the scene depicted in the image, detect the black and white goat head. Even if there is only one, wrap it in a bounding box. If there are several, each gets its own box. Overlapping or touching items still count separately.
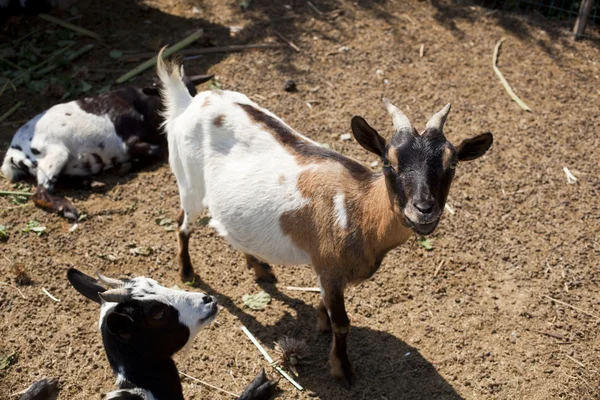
[67,268,275,400]
[1,73,211,220]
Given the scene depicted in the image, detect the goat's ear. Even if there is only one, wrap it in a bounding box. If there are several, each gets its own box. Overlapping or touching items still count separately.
[67,268,105,304]
[351,116,387,157]
[455,132,493,161]
[106,312,134,341]
[142,87,160,96]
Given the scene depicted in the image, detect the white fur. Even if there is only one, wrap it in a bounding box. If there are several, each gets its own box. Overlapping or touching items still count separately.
[165,89,312,265]
[333,192,348,230]
[1,101,129,188]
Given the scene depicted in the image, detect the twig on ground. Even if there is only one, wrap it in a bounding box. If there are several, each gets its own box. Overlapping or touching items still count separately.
[565,354,585,368]
[534,330,570,342]
[493,38,531,112]
[0,190,33,197]
[433,260,445,278]
[286,286,320,292]
[0,102,24,124]
[116,30,204,84]
[38,13,101,40]
[33,44,94,79]
[241,325,304,391]
[41,287,61,302]
[400,14,416,25]
[274,31,300,52]
[444,203,455,215]
[419,44,424,58]
[563,167,578,184]
[179,371,239,398]
[123,43,282,62]
[0,282,26,299]
[543,295,600,321]
[307,1,324,16]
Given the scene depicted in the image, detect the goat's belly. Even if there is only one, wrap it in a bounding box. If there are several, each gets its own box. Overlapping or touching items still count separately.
[209,214,312,265]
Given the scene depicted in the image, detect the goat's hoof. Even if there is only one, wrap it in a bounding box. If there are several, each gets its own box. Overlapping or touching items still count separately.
[180,271,201,286]
[331,361,355,389]
[255,269,277,283]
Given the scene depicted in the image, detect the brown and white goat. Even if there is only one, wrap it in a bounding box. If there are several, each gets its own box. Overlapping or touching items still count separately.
[157,50,493,387]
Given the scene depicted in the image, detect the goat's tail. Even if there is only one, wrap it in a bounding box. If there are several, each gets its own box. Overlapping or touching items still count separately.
[156,47,193,125]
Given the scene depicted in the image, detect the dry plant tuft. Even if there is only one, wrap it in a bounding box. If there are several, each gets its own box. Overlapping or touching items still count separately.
[274,337,311,376]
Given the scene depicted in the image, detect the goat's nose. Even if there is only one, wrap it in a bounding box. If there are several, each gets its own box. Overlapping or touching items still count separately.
[202,295,214,304]
[414,200,435,214]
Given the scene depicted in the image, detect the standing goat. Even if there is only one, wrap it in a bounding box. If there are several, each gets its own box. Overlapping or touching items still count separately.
[1,75,210,220]
[67,268,275,400]
[157,49,493,387]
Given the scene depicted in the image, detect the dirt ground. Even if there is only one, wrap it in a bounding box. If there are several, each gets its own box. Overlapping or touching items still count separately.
[1,0,599,399]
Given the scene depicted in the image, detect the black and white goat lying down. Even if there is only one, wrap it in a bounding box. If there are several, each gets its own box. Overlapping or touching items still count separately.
[67,268,275,400]
[1,74,210,220]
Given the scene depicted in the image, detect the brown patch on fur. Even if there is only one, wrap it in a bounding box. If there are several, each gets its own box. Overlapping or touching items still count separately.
[201,97,210,108]
[442,145,454,170]
[385,146,399,166]
[213,114,225,127]
[278,175,285,185]
[280,170,411,284]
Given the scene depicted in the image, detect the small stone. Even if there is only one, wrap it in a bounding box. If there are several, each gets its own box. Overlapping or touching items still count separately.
[339,133,352,141]
[283,80,297,92]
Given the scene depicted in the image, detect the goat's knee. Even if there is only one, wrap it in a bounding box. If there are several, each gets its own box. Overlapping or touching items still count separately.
[316,300,331,333]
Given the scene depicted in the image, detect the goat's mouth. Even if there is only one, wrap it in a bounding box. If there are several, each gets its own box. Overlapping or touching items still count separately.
[404,216,440,235]
[198,304,219,325]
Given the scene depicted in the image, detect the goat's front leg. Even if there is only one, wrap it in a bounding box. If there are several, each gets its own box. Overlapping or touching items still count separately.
[176,208,197,283]
[245,254,277,283]
[33,145,78,220]
[321,279,354,388]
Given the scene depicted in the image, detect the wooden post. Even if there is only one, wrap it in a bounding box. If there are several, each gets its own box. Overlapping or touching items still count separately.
[573,0,594,40]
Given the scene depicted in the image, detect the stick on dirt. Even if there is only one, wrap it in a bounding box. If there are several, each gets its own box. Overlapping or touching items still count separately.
[33,44,94,79]
[0,282,27,299]
[41,287,61,302]
[543,295,600,321]
[433,260,445,278]
[274,31,300,52]
[241,325,304,391]
[179,371,240,398]
[0,101,24,124]
[123,43,282,62]
[493,38,531,112]
[307,1,324,16]
[116,30,204,84]
[38,14,101,40]
[0,190,33,197]
[286,286,321,292]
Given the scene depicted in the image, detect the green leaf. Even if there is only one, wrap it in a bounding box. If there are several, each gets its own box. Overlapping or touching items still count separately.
[0,352,16,370]
[80,80,92,92]
[10,195,28,205]
[109,49,123,59]
[242,291,271,310]
[0,225,8,242]
[417,236,433,251]
[23,220,47,236]
[97,85,111,94]
[196,216,211,226]
[155,217,176,232]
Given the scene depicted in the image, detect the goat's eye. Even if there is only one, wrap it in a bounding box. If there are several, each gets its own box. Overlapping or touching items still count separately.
[149,304,166,320]
[449,161,458,170]
[382,160,392,169]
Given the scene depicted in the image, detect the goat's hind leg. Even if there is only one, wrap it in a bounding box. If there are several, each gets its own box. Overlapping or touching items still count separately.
[245,254,277,283]
[177,208,198,283]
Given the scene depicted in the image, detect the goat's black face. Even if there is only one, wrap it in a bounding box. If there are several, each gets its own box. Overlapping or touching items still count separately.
[351,100,493,235]
[105,299,190,357]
